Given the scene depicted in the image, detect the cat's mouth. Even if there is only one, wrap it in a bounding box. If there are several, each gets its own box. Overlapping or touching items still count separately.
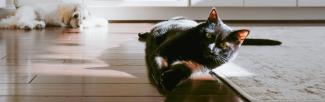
[209,43,223,54]
[208,43,216,51]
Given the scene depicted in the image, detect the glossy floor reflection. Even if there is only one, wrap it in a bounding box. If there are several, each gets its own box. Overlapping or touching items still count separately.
[0,23,245,102]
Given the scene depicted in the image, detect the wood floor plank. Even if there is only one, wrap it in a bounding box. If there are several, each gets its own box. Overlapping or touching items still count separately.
[94,59,145,66]
[0,59,64,66]
[0,96,165,102]
[108,23,153,34]
[0,84,161,96]
[31,74,150,84]
[4,53,145,60]
[0,23,247,102]
[1,54,145,65]
[0,66,148,74]
[0,65,148,75]
[0,74,36,84]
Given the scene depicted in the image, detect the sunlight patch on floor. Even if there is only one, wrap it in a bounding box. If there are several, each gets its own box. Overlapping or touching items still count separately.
[214,63,256,77]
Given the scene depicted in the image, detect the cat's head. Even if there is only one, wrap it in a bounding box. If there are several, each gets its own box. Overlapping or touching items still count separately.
[200,8,249,65]
[215,29,249,54]
[201,8,249,49]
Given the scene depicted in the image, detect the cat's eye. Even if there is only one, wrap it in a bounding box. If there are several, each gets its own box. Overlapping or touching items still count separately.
[206,33,213,38]
[220,42,227,49]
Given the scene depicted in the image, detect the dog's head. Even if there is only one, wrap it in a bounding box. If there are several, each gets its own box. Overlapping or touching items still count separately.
[60,4,91,28]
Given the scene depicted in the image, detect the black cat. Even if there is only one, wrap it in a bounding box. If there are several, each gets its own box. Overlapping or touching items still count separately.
[142,8,251,91]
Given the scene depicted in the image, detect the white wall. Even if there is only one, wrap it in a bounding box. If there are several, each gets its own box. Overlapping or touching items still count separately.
[1,0,325,20]
[0,0,5,8]
[86,0,188,7]
[5,0,15,8]
[191,0,243,7]
[89,7,325,20]
[244,0,296,7]
[86,0,325,20]
[299,0,325,7]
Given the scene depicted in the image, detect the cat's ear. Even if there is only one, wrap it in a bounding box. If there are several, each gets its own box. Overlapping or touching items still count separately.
[208,8,219,23]
[234,29,250,43]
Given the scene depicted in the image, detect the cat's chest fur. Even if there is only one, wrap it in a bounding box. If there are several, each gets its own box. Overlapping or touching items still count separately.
[150,20,211,62]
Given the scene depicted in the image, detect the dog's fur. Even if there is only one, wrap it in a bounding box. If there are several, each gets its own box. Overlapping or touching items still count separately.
[0,0,86,29]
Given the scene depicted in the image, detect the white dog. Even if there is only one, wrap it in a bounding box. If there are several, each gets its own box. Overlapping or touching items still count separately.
[0,0,87,29]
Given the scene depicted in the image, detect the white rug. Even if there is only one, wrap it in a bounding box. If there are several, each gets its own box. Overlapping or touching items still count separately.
[213,25,325,102]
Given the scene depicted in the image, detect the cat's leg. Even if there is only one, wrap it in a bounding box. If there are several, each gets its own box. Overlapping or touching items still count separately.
[160,61,195,91]
[184,61,202,72]
[147,55,168,88]
[145,46,166,92]
[154,56,169,71]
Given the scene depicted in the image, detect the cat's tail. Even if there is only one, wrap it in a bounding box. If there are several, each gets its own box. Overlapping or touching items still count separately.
[242,38,282,46]
[138,32,282,46]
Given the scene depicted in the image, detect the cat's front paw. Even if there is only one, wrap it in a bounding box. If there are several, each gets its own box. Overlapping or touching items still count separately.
[155,56,169,71]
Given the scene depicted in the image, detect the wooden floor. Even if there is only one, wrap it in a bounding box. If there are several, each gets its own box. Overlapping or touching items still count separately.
[0,23,245,102]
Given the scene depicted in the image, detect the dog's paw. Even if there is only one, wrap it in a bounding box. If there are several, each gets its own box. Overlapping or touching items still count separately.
[23,26,33,30]
[35,21,46,29]
[17,22,34,30]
